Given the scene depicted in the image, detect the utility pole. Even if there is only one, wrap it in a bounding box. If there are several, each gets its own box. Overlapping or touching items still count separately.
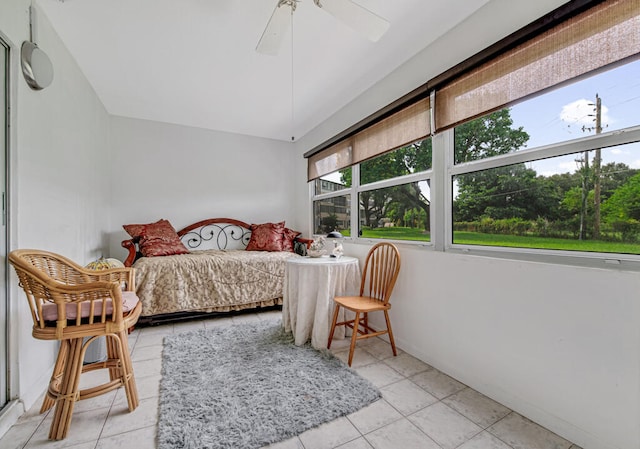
[579,151,589,241]
[578,94,603,241]
[593,94,602,239]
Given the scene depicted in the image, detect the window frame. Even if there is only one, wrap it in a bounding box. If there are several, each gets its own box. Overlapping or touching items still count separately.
[442,122,640,269]
[310,123,640,271]
[311,157,434,247]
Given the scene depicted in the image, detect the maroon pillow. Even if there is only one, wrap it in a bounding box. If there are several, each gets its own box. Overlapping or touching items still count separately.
[123,219,189,257]
[246,222,286,251]
[282,228,302,252]
[123,220,162,240]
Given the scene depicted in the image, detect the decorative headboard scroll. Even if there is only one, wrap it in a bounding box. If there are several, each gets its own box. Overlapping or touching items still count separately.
[178,218,251,251]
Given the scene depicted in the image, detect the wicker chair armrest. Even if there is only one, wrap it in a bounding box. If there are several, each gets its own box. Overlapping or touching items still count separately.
[49,279,123,297]
[78,266,136,291]
[44,280,130,324]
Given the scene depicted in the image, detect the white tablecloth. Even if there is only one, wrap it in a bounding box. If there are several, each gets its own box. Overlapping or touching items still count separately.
[282,256,361,349]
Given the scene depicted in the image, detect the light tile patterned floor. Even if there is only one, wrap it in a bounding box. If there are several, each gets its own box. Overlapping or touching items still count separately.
[1,310,583,449]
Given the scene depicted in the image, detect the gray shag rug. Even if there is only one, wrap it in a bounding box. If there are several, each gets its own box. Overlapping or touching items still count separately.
[157,318,380,449]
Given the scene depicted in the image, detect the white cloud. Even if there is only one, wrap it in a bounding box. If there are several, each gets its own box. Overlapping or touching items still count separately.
[630,159,640,169]
[560,99,611,129]
[557,160,578,172]
[536,160,578,177]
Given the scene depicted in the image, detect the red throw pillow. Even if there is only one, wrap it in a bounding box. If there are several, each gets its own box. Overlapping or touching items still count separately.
[246,222,286,251]
[123,220,160,240]
[123,219,189,257]
[282,228,302,252]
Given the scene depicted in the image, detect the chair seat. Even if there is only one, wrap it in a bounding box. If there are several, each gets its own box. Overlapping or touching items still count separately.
[41,291,140,321]
[334,295,391,312]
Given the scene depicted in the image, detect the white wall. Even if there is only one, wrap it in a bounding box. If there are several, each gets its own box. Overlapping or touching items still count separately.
[0,0,111,422]
[294,1,640,448]
[108,117,296,260]
[345,243,640,449]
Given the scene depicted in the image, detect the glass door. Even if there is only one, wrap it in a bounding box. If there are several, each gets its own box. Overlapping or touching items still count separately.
[0,36,8,408]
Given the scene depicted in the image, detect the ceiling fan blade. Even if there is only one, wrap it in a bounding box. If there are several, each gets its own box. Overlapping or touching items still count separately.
[314,0,389,42]
[256,1,294,56]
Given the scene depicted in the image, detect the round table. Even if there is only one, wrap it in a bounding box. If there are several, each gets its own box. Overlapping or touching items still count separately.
[282,255,361,349]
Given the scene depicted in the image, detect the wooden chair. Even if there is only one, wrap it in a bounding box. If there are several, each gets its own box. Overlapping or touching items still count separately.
[327,242,401,366]
[9,249,142,440]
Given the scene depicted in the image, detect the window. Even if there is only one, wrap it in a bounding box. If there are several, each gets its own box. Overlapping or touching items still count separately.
[450,60,640,254]
[307,0,640,266]
[359,181,431,241]
[313,170,351,236]
[314,170,350,196]
[311,140,433,243]
[358,140,432,241]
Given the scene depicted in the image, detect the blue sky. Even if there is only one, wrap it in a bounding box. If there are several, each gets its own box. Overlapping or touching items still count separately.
[510,58,640,176]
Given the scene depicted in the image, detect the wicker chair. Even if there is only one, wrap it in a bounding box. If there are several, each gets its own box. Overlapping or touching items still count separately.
[9,249,142,440]
[327,242,401,366]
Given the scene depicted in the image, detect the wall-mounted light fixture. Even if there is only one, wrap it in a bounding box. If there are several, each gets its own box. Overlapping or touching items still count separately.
[21,5,54,91]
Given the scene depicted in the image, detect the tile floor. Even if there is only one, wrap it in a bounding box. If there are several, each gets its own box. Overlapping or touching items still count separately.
[1,309,582,449]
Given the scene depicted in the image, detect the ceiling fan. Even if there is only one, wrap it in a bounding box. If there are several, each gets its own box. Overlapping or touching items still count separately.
[256,0,390,56]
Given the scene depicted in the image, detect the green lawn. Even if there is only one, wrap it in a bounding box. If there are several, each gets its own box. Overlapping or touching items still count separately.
[358,227,640,254]
[359,227,431,241]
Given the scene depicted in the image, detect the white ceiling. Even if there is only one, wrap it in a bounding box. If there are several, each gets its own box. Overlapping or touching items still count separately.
[38,0,490,142]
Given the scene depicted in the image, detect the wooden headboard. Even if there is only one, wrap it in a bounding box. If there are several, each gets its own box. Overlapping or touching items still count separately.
[121,218,311,266]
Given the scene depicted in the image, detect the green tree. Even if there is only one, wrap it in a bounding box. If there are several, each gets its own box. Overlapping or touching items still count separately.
[394,139,432,231]
[602,172,640,221]
[599,162,639,199]
[453,109,534,221]
[551,162,638,223]
[321,214,339,233]
[547,172,578,202]
[454,108,529,163]
[455,165,561,222]
[341,139,432,230]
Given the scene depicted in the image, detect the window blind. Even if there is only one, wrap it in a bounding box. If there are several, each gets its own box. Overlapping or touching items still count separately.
[308,138,354,182]
[435,0,640,131]
[307,97,430,181]
[306,0,639,181]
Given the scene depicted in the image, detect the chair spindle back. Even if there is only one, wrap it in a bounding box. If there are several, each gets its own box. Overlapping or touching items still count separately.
[359,242,401,304]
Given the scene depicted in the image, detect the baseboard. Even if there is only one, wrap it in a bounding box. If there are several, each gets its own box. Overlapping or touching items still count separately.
[0,400,25,440]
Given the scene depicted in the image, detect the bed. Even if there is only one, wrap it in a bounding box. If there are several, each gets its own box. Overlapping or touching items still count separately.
[121,218,311,324]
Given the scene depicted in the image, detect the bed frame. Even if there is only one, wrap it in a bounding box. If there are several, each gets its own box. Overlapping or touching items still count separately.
[122,217,311,267]
[121,218,312,325]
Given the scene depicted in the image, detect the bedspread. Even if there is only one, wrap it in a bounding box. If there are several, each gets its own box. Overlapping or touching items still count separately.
[133,249,301,317]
